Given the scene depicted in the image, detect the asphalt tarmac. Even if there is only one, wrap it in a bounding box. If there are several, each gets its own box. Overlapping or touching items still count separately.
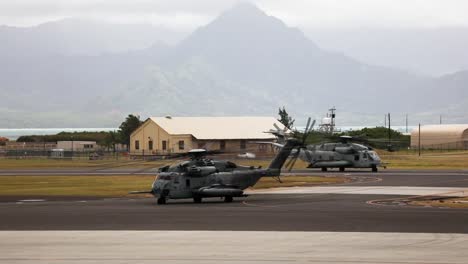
[1,169,468,264]
[0,169,467,232]
[0,192,467,232]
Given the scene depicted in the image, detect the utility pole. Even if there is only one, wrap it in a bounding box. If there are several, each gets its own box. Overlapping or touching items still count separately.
[418,123,421,156]
[440,115,442,125]
[388,113,391,151]
[406,114,408,133]
[329,106,336,134]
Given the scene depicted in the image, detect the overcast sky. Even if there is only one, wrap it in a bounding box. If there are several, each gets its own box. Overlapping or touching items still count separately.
[1,0,468,30]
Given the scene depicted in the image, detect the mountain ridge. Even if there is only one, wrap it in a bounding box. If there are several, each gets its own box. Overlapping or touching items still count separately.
[0,3,466,127]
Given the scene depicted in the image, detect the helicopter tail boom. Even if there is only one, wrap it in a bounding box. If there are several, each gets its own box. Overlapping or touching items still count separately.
[267,139,300,174]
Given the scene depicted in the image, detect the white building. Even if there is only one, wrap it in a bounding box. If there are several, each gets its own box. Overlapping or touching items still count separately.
[57,141,97,151]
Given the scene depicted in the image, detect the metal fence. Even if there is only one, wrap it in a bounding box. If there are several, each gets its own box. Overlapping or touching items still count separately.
[411,141,468,151]
[0,149,129,160]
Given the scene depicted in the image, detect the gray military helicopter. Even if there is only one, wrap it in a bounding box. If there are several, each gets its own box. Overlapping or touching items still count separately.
[297,136,383,172]
[267,121,383,172]
[130,134,309,204]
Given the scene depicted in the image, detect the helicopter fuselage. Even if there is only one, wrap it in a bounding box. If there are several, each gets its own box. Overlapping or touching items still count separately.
[134,138,299,204]
[152,165,267,200]
[299,142,382,171]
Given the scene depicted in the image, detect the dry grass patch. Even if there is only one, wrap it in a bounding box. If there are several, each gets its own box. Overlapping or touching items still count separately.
[0,175,154,197]
[378,151,468,169]
[410,197,468,209]
[0,175,344,198]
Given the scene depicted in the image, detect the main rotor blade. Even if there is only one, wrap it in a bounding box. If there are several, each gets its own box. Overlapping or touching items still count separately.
[273,123,281,131]
[310,120,316,131]
[304,117,311,134]
[285,155,295,170]
[301,117,312,144]
[285,149,299,169]
[304,149,313,162]
[288,154,299,172]
[287,149,300,172]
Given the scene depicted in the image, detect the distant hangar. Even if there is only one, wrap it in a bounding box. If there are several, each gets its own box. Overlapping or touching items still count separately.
[129,116,285,155]
[411,124,468,150]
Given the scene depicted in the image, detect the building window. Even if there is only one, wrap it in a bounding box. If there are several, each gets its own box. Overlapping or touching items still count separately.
[220,140,226,150]
[135,140,140,150]
[162,140,167,151]
[240,140,246,149]
[148,141,153,150]
[84,144,93,149]
[178,140,185,150]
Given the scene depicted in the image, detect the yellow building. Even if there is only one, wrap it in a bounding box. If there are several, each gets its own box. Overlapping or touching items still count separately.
[411,124,468,150]
[130,116,285,155]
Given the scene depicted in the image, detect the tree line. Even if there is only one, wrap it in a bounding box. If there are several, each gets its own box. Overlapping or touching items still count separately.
[16,114,143,151]
[277,107,410,149]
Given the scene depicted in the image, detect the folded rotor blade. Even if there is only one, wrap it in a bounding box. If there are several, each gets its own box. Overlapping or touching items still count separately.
[301,117,312,144]
[287,149,300,172]
[288,154,299,172]
[273,123,281,131]
[310,120,316,131]
[304,149,313,162]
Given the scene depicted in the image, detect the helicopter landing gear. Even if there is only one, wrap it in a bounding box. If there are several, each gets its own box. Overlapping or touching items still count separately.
[372,165,378,172]
[193,197,202,203]
[321,167,327,172]
[339,167,345,172]
[157,196,166,205]
[224,196,233,203]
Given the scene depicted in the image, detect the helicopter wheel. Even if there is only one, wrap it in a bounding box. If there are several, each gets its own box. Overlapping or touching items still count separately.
[372,165,378,172]
[193,197,202,203]
[224,196,233,203]
[157,197,166,205]
[321,167,327,172]
[339,167,345,172]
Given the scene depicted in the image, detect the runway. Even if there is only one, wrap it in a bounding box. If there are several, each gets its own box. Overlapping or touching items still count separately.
[1,169,468,263]
[1,231,467,264]
[0,169,467,232]
[1,192,467,232]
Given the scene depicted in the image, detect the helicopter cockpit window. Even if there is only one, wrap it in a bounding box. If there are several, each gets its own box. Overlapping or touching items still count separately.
[159,165,170,172]
[353,144,368,151]
[226,161,237,169]
[159,175,172,180]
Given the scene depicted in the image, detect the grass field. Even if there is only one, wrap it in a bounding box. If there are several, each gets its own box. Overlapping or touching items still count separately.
[1,150,467,170]
[378,150,468,169]
[0,175,346,198]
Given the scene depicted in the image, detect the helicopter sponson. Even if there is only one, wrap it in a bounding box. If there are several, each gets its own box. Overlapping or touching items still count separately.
[193,185,245,197]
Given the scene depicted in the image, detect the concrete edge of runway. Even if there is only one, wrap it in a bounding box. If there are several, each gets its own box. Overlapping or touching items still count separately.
[1,231,467,264]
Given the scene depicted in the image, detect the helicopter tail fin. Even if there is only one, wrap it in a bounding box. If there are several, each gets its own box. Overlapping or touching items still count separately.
[267,139,300,174]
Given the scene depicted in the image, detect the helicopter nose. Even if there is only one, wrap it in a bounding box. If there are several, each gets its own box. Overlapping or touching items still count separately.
[152,181,170,195]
